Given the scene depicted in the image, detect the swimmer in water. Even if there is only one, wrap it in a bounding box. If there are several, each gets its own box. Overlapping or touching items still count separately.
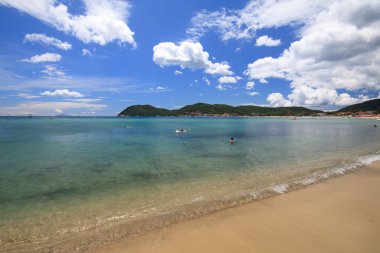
[229,137,235,144]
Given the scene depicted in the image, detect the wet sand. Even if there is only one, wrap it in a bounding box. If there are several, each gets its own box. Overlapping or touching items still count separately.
[91,161,380,253]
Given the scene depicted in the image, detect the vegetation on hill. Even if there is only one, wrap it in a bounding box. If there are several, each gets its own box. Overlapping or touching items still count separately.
[118,103,322,117]
[118,105,172,117]
[337,99,380,113]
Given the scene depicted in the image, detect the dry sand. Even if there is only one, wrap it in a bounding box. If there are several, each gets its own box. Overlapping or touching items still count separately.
[92,161,380,253]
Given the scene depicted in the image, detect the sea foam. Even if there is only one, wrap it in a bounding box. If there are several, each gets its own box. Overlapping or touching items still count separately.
[271,184,289,194]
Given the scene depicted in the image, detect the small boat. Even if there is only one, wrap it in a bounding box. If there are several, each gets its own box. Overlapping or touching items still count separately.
[175,129,187,133]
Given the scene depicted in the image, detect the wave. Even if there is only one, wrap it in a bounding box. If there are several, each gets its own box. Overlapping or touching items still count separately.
[243,151,380,202]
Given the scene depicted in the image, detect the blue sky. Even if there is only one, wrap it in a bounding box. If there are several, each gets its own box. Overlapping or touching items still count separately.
[0,0,379,115]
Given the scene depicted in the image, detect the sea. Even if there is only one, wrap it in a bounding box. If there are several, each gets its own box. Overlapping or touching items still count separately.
[0,116,379,252]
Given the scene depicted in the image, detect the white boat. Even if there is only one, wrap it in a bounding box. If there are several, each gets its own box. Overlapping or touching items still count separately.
[175,129,187,133]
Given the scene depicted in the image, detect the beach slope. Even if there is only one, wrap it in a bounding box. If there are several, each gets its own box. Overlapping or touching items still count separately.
[92,161,380,253]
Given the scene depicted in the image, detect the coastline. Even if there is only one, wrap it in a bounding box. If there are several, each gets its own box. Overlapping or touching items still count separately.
[92,161,380,253]
[1,118,379,253]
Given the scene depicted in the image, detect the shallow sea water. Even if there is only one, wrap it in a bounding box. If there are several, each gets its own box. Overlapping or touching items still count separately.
[0,116,379,252]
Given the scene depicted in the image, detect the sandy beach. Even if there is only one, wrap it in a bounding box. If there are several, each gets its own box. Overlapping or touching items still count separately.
[92,161,380,253]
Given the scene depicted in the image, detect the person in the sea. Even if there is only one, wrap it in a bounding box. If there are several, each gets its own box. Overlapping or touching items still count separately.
[229,137,235,144]
[375,125,378,128]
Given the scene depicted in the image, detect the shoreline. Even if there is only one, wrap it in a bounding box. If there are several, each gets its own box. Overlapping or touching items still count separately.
[2,153,380,253]
[92,161,380,253]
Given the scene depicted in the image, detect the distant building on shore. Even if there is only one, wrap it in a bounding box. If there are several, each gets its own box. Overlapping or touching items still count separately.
[336,111,352,116]
[353,111,375,117]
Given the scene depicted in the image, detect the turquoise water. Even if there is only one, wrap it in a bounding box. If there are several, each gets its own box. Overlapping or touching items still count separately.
[0,117,380,252]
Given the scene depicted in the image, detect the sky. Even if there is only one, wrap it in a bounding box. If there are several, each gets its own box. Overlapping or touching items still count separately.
[0,0,379,116]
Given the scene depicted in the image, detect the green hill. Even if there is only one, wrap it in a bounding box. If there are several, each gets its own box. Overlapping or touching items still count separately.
[118,105,172,116]
[118,103,322,117]
[337,99,380,113]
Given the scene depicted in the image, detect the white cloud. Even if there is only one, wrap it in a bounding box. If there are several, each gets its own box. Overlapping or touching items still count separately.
[204,61,233,76]
[215,84,227,91]
[287,87,370,106]
[243,0,380,107]
[259,78,268,84]
[255,35,281,47]
[174,70,183,75]
[24,33,72,50]
[22,53,62,63]
[16,93,41,99]
[54,108,63,113]
[149,86,169,91]
[247,92,259,96]
[267,88,370,108]
[187,1,331,41]
[0,0,136,46]
[202,77,210,86]
[0,75,136,93]
[267,93,292,107]
[235,48,241,53]
[153,41,233,76]
[218,76,241,84]
[0,101,107,116]
[82,48,92,56]
[245,81,255,90]
[41,65,69,80]
[41,89,84,97]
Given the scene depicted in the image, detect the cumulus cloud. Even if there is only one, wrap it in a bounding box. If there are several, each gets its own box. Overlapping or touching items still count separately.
[174,70,183,75]
[24,33,72,50]
[0,0,136,46]
[255,35,281,47]
[245,81,255,90]
[218,76,241,84]
[41,89,84,97]
[267,93,292,107]
[242,0,380,107]
[287,87,370,106]
[153,41,233,76]
[185,0,380,106]
[22,53,61,63]
[267,88,370,108]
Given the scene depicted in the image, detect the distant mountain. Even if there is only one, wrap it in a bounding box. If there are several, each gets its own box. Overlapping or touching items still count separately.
[118,103,322,117]
[55,113,71,117]
[337,99,380,113]
[118,105,172,116]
